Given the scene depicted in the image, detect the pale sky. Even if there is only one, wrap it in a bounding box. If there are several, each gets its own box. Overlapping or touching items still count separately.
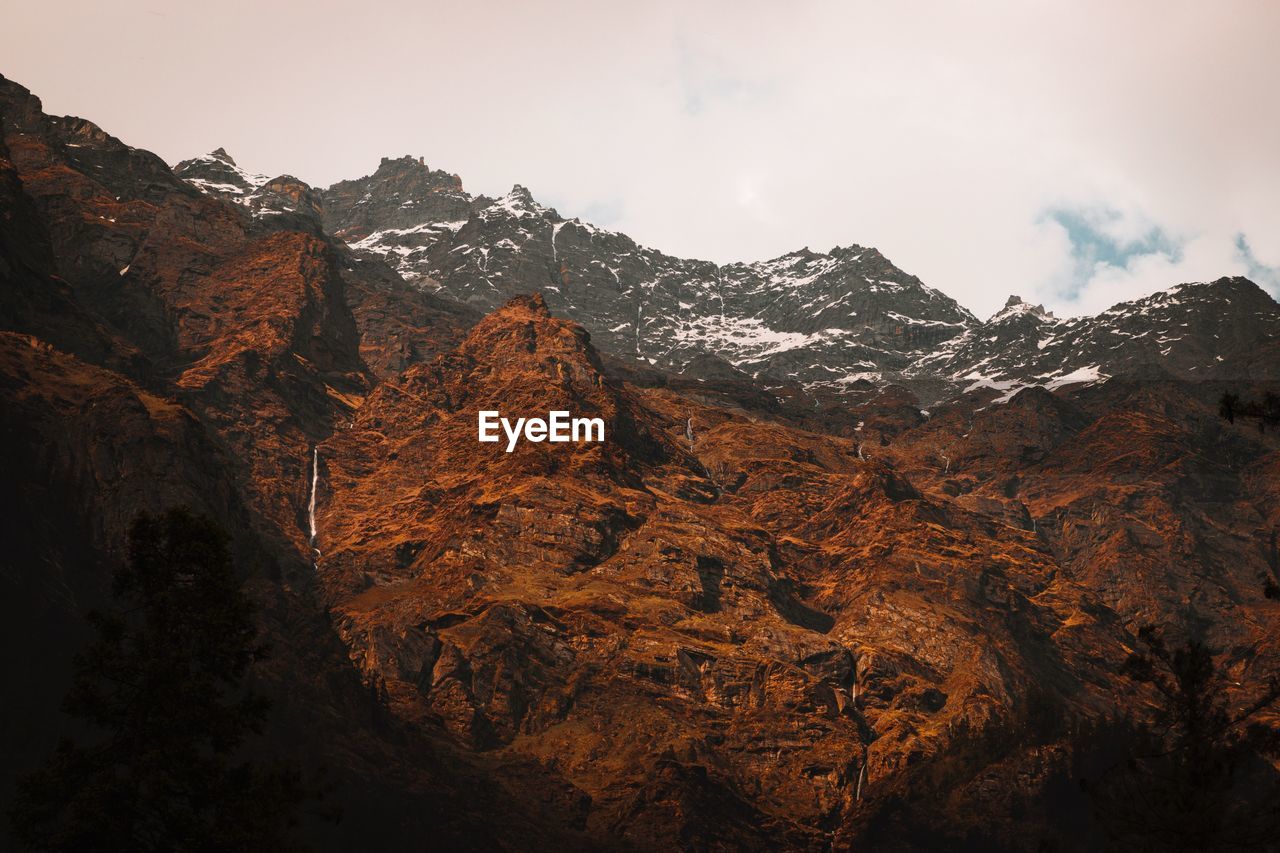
[6,0,1279,318]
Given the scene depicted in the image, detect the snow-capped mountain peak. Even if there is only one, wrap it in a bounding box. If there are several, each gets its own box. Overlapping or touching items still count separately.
[174,148,268,198]
[918,276,1279,402]
[990,295,1055,322]
[172,151,1280,404]
[311,159,980,389]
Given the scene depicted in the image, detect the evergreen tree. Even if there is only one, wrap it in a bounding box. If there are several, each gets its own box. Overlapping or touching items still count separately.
[10,509,311,852]
[1083,625,1280,851]
[1219,391,1240,424]
[1219,390,1280,432]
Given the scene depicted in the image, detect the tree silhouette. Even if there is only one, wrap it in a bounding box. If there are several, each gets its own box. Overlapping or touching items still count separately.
[1219,391,1240,424]
[1219,390,1280,432]
[9,509,312,852]
[1083,625,1280,851]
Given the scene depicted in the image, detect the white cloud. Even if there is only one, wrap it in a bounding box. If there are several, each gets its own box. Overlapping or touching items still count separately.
[6,0,1278,318]
[1065,233,1252,316]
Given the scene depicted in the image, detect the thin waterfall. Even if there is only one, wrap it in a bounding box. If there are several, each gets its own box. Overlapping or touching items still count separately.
[308,446,321,560]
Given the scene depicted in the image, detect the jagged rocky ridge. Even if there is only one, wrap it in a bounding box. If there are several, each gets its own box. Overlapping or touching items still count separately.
[277,154,1273,403]
[317,158,977,396]
[175,148,326,231]
[917,283,1280,401]
[176,152,1280,404]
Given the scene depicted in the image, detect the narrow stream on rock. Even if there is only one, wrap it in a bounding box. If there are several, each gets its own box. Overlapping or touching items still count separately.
[308,446,321,562]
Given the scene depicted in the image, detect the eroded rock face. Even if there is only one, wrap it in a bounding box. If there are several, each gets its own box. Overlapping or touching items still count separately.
[0,74,483,558]
[322,155,476,238]
[313,297,876,840]
[305,293,1150,846]
[0,74,572,849]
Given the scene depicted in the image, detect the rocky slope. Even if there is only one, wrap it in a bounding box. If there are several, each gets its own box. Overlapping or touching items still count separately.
[4,71,1280,851]
[0,73,511,849]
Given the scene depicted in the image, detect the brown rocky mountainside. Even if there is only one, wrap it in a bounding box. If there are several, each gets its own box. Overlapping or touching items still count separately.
[2,71,1279,851]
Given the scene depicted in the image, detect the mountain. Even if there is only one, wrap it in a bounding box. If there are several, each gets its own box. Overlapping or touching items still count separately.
[915,280,1280,401]
[313,292,1131,847]
[172,151,1280,406]
[173,147,268,198]
[174,148,328,233]
[0,74,496,849]
[4,72,1280,851]
[295,154,1278,405]
[316,156,977,395]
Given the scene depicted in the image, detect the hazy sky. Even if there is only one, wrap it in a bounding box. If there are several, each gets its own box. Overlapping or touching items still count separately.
[6,1,1279,318]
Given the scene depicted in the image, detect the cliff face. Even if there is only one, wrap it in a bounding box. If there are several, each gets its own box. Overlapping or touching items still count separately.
[2,71,1279,850]
[0,74,509,849]
[309,293,1138,847]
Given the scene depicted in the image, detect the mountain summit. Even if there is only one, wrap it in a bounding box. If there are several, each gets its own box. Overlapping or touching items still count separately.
[253,157,1273,404]
[318,161,978,393]
[166,149,1280,405]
